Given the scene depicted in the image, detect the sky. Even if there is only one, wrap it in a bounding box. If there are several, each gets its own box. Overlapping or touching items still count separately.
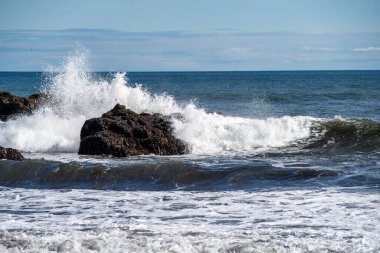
[0,0,380,71]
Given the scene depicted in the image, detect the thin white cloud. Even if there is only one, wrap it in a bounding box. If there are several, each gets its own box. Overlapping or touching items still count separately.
[227,47,250,54]
[353,47,380,52]
[2,29,380,70]
[222,47,252,60]
[302,46,336,51]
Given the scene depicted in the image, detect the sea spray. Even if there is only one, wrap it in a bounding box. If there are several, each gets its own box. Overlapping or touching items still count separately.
[0,51,315,153]
[0,51,182,152]
[41,51,181,117]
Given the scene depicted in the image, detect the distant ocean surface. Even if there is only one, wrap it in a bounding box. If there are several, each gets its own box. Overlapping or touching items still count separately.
[0,54,379,252]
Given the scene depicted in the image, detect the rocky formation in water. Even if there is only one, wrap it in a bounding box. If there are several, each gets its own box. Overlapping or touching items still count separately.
[79,104,188,156]
[0,146,24,160]
[0,92,45,121]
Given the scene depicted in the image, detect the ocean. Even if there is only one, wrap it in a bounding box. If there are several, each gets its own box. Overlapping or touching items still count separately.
[0,53,379,252]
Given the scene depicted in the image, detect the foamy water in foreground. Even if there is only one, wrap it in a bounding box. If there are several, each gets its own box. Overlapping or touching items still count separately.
[1,187,379,252]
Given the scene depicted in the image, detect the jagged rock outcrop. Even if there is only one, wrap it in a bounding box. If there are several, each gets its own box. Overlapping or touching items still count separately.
[0,92,44,121]
[78,104,187,156]
[0,147,25,160]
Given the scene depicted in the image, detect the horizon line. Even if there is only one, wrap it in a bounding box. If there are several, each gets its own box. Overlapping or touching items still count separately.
[1,69,380,73]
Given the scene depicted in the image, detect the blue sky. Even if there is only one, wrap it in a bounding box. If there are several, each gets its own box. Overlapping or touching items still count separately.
[1,0,380,70]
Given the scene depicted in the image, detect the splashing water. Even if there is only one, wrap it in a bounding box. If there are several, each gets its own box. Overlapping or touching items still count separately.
[0,51,315,153]
[172,106,314,154]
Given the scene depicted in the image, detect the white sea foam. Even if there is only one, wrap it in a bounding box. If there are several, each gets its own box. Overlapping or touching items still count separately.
[172,106,314,154]
[0,187,379,252]
[0,51,315,153]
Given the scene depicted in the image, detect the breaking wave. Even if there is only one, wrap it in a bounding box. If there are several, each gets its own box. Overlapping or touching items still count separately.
[0,50,316,154]
[0,50,378,155]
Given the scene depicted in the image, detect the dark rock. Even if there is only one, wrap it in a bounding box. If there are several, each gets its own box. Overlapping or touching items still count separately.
[79,104,188,156]
[0,92,44,121]
[0,147,25,160]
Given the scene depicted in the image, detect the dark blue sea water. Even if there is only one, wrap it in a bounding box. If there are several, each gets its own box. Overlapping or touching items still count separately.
[2,70,380,119]
[0,63,379,251]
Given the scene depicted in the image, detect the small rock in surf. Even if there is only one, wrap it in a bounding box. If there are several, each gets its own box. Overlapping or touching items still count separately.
[0,146,25,160]
[0,91,45,121]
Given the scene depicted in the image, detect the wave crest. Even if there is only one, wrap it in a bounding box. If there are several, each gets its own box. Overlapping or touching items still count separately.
[307,119,380,152]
